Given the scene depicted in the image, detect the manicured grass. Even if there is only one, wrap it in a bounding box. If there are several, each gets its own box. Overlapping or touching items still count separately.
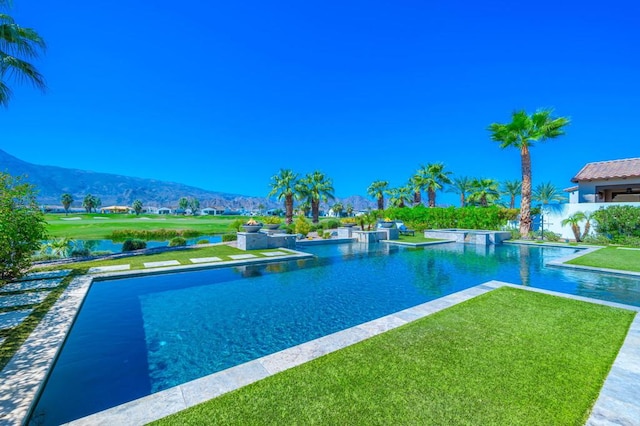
[154,287,634,425]
[33,245,290,272]
[45,213,245,239]
[396,233,443,244]
[566,246,640,272]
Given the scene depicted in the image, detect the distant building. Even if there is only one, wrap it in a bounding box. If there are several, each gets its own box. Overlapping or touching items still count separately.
[157,207,172,215]
[100,205,131,214]
[201,207,225,215]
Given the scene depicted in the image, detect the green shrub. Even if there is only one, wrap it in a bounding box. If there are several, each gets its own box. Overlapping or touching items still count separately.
[196,239,210,245]
[322,231,331,239]
[385,205,513,231]
[593,205,640,242]
[168,237,187,247]
[229,219,244,232]
[111,229,201,241]
[122,239,147,252]
[325,219,341,229]
[582,234,611,245]
[263,216,282,225]
[70,248,92,257]
[222,233,237,242]
[283,224,296,234]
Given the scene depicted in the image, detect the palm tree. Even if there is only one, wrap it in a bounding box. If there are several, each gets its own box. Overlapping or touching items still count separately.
[581,211,595,240]
[297,171,335,223]
[561,211,586,242]
[448,176,473,207]
[422,162,452,207]
[345,204,354,217]
[268,169,299,224]
[332,202,343,218]
[501,179,522,209]
[410,166,429,205]
[367,180,389,210]
[82,194,97,213]
[132,199,143,216]
[489,109,570,238]
[60,193,73,215]
[386,185,413,208]
[189,197,200,215]
[0,2,46,107]
[178,197,189,212]
[532,182,565,205]
[468,178,500,207]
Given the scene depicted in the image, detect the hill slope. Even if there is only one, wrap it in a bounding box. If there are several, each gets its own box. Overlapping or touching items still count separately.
[0,149,374,211]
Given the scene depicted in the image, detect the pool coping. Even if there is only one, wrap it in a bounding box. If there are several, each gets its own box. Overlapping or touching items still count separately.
[1,248,638,425]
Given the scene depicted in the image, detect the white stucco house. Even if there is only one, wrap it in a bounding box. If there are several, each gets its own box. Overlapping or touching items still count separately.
[545,158,640,239]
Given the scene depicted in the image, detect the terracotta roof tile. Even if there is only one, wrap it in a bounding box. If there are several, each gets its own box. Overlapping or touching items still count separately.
[571,158,640,182]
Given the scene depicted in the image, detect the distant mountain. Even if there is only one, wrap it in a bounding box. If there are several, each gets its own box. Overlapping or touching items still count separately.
[0,149,375,211]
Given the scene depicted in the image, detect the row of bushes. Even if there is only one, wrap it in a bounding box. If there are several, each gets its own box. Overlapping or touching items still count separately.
[592,205,640,243]
[385,205,518,231]
[110,228,202,241]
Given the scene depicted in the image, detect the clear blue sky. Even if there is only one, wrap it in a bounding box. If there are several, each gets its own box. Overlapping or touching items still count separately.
[2,0,638,205]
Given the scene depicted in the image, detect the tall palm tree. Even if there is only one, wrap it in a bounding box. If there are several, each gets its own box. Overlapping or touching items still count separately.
[268,169,299,224]
[422,162,452,207]
[0,1,46,107]
[468,178,500,207]
[345,204,354,217]
[82,194,96,213]
[447,176,473,207]
[386,185,413,208]
[532,182,565,205]
[581,211,595,240]
[367,180,389,210]
[489,109,570,238]
[60,193,73,216]
[298,171,335,223]
[501,179,522,209]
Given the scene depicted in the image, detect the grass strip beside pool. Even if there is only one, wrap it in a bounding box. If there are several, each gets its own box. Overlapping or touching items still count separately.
[565,246,640,272]
[34,245,291,273]
[154,287,635,426]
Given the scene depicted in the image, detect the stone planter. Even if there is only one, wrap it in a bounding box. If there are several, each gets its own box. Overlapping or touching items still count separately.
[241,224,263,233]
[379,221,394,228]
[264,223,281,230]
[341,223,356,227]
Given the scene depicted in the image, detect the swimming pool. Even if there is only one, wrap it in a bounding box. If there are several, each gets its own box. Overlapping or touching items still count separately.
[30,242,640,424]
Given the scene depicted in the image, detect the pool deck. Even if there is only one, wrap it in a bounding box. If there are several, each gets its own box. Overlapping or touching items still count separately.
[1,247,639,425]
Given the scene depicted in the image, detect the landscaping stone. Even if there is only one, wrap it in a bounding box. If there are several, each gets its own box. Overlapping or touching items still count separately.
[143,260,181,268]
[0,309,32,331]
[0,278,63,293]
[228,254,258,260]
[88,265,131,273]
[20,270,71,281]
[189,257,222,264]
[0,292,49,309]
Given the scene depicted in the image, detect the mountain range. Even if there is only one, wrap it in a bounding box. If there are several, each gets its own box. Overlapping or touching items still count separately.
[0,149,374,212]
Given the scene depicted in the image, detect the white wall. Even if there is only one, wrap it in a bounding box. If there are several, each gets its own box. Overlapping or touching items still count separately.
[543,202,640,240]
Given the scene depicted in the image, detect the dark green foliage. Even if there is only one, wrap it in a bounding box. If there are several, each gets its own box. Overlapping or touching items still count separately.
[70,248,91,257]
[168,236,187,247]
[593,205,640,243]
[325,219,341,229]
[110,229,201,241]
[385,205,515,231]
[196,239,210,245]
[0,173,48,281]
[121,239,147,252]
[221,233,237,242]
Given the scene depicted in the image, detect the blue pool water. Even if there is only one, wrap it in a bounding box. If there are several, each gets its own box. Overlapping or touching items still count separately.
[30,243,640,424]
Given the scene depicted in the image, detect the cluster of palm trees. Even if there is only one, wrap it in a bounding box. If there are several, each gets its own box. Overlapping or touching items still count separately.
[1,0,46,107]
[268,169,335,224]
[61,192,102,215]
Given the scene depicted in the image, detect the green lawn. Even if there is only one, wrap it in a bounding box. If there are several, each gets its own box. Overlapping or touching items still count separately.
[33,244,291,273]
[154,287,634,425]
[566,246,640,272]
[45,213,245,239]
[396,233,443,244]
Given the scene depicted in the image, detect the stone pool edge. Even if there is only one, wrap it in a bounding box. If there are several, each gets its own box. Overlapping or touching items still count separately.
[65,282,640,426]
[0,250,313,426]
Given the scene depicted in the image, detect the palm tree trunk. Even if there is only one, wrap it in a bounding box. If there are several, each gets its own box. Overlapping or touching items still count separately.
[460,193,465,207]
[311,199,319,223]
[520,146,532,238]
[509,196,515,209]
[581,220,591,240]
[572,224,581,242]
[285,195,293,224]
[413,191,421,205]
[377,195,384,210]
[428,189,436,207]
